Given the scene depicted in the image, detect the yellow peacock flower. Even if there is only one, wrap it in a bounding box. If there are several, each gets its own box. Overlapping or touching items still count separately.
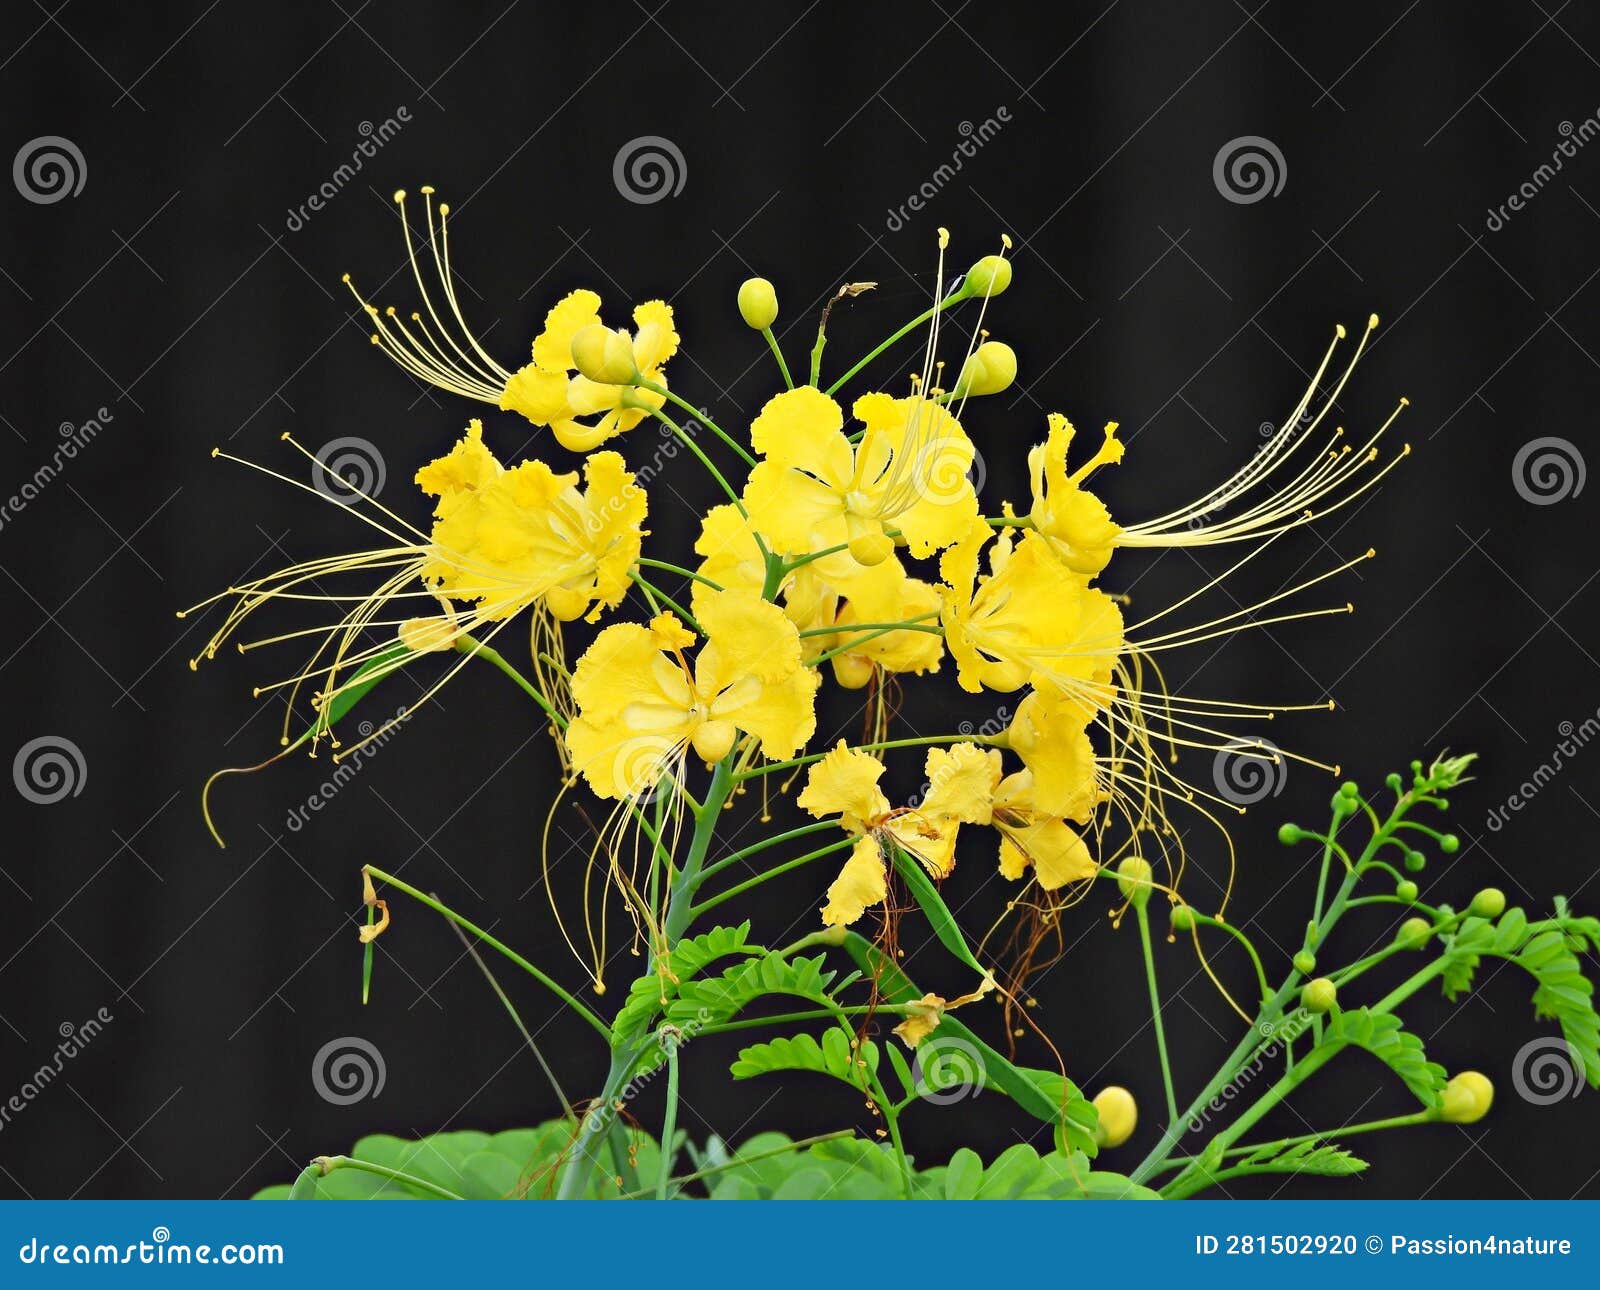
[342,188,677,453]
[740,385,979,570]
[797,741,996,927]
[564,592,821,801]
[184,421,646,758]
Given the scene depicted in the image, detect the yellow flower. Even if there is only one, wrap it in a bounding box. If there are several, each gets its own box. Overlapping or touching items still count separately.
[939,521,1124,702]
[418,421,647,623]
[806,557,944,686]
[565,592,820,800]
[798,742,998,926]
[344,190,678,453]
[1028,415,1123,576]
[1004,688,1106,820]
[188,424,646,758]
[741,386,979,570]
[992,769,1098,890]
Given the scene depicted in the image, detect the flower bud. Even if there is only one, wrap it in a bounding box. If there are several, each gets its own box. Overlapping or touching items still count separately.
[847,530,896,567]
[1404,850,1427,872]
[1439,1070,1494,1124]
[1397,916,1431,948]
[1292,950,1316,975]
[954,340,1017,397]
[1116,856,1153,909]
[690,719,738,765]
[1395,879,1419,904]
[963,254,1012,299]
[1301,977,1338,1013]
[1439,833,1460,854]
[1470,887,1506,919]
[1170,906,1197,933]
[1091,1085,1137,1148]
[543,586,590,621]
[830,653,875,690]
[571,324,637,384]
[737,277,779,330]
[1277,823,1303,845]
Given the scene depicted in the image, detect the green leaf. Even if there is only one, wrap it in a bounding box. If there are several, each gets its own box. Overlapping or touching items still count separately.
[887,842,984,973]
[839,930,1100,1155]
[301,641,412,748]
[1516,929,1600,1087]
[610,921,759,1041]
[1325,1007,1447,1107]
[1440,916,1495,1001]
[1237,1139,1370,1177]
[729,1028,878,1086]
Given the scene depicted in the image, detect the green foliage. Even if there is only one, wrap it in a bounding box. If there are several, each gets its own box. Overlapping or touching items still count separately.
[1234,1139,1370,1178]
[838,930,1100,1155]
[887,842,985,973]
[1516,928,1600,1087]
[610,921,759,1041]
[668,951,852,1031]
[730,1028,878,1085]
[1324,1007,1446,1108]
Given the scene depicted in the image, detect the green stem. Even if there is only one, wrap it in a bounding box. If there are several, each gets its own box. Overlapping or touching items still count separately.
[690,838,857,918]
[734,734,974,782]
[697,819,839,882]
[808,622,945,666]
[456,636,562,727]
[1192,913,1272,1007]
[696,1003,918,1037]
[636,557,723,591]
[656,1039,681,1200]
[362,865,609,1041]
[649,407,750,509]
[762,327,794,389]
[309,1155,464,1201]
[629,569,703,634]
[637,380,756,468]
[607,1119,641,1195]
[823,292,964,396]
[1136,903,1180,1127]
[797,618,942,638]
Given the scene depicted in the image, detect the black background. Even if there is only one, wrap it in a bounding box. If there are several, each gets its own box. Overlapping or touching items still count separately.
[1,1,1597,1200]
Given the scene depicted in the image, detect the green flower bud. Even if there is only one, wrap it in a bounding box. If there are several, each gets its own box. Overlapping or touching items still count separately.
[1092,1085,1137,1148]
[1439,1070,1494,1124]
[1292,950,1317,975]
[1397,916,1431,948]
[1170,906,1198,933]
[1339,781,1360,800]
[1470,887,1506,919]
[1404,850,1427,873]
[1439,833,1460,854]
[963,254,1012,299]
[737,277,778,330]
[1277,823,1303,845]
[1395,879,1419,904]
[570,324,637,384]
[954,340,1017,397]
[1301,977,1338,1013]
[1116,856,1153,909]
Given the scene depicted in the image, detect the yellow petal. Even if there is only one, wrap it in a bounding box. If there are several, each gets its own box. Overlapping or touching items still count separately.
[821,834,888,927]
[796,741,890,829]
[415,420,502,497]
[571,622,687,729]
[892,993,946,1048]
[531,289,603,372]
[998,815,1097,890]
[921,743,1001,825]
[741,459,848,557]
[749,387,851,479]
[499,363,572,426]
[696,590,804,685]
[565,718,687,800]
[631,300,680,373]
[1004,706,1102,822]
